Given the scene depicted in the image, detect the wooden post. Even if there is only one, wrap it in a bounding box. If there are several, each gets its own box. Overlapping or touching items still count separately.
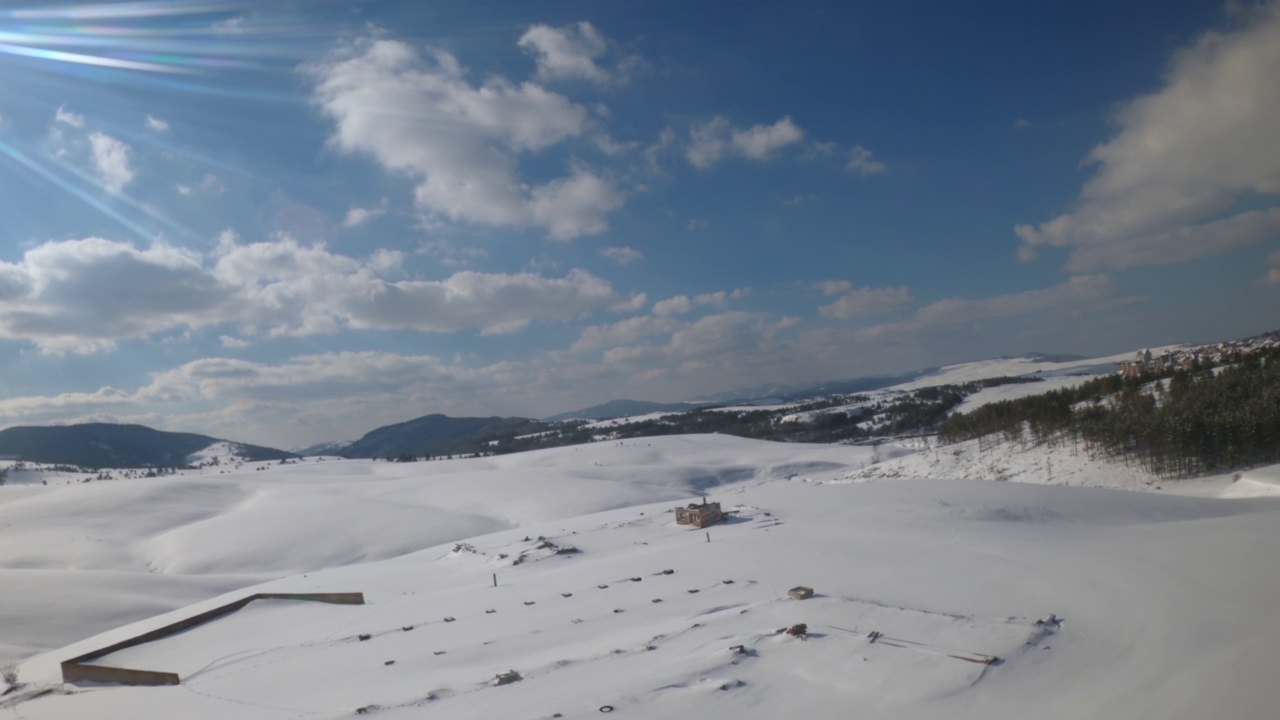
[492,573,497,588]
[705,532,710,543]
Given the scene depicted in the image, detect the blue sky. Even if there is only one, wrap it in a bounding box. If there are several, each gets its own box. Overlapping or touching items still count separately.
[0,0,1278,448]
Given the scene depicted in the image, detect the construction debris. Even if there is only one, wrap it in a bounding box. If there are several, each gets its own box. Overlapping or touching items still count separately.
[784,623,808,638]
[492,670,522,686]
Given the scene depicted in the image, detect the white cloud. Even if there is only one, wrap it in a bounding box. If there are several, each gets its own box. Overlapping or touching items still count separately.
[860,275,1141,343]
[593,133,636,156]
[814,280,853,296]
[645,127,677,171]
[652,290,733,317]
[145,114,170,133]
[1015,4,1280,270]
[572,314,681,351]
[819,286,913,319]
[344,198,390,227]
[310,37,622,239]
[519,21,616,84]
[1266,250,1280,284]
[212,16,246,34]
[219,335,250,348]
[54,105,85,128]
[1013,118,1033,130]
[687,115,806,168]
[686,116,729,169]
[610,293,648,313]
[367,248,405,273]
[0,234,620,352]
[177,173,225,197]
[88,131,136,192]
[0,237,224,353]
[599,246,644,264]
[847,145,886,176]
[599,312,797,383]
[1065,207,1280,272]
[653,295,693,316]
[731,117,804,160]
[529,167,625,241]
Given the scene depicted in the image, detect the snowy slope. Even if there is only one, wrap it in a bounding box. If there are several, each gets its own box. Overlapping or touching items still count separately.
[0,436,868,665]
[4,433,1280,719]
[888,349,1165,392]
[8,470,1280,720]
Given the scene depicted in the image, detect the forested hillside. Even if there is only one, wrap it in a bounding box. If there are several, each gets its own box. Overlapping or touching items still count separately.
[940,349,1280,478]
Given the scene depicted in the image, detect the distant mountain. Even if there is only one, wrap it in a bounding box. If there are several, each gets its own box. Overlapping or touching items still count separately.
[0,423,294,468]
[545,399,704,422]
[341,414,554,459]
[293,440,354,457]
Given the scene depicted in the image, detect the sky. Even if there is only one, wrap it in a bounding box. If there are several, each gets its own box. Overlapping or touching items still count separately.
[0,0,1278,449]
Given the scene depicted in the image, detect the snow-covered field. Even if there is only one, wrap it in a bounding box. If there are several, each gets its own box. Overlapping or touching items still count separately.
[3,433,1279,719]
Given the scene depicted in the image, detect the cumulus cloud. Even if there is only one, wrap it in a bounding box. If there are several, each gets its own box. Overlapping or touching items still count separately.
[819,285,913,319]
[610,293,648,313]
[0,234,620,352]
[54,105,85,128]
[731,117,805,160]
[88,131,136,192]
[846,145,886,176]
[1266,250,1280,285]
[686,116,805,168]
[814,279,853,296]
[144,114,170,133]
[529,167,625,240]
[1066,208,1280,272]
[859,275,1142,344]
[518,21,630,84]
[177,173,225,197]
[310,36,623,240]
[1015,4,1280,270]
[599,312,797,382]
[599,245,644,265]
[653,295,693,316]
[651,291,730,317]
[344,198,389,227]
[572,314,681,352]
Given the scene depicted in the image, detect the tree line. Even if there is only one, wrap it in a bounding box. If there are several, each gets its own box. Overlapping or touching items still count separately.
[939,349,1280,478]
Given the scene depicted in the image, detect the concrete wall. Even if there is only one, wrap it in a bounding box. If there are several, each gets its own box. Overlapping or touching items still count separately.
[61,592,364,686]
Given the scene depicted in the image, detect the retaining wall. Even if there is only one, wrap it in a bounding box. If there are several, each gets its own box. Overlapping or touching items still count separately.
[60,592,364,686]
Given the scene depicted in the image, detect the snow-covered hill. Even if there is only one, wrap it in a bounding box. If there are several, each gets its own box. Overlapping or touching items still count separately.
[2,434,1279,718]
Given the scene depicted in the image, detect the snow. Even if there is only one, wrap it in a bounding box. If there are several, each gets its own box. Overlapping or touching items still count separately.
[3,435,1280,719]
[947,375,1099,415]
[582,412,680,428]
[1220,465,1280,498]
[185,441,254,466]
[888,348,1180,393]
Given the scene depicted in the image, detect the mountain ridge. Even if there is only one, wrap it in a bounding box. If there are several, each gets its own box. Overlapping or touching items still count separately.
[0,423,293,468]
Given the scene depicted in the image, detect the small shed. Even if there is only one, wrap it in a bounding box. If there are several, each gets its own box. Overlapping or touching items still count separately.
[675,500,723,528]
